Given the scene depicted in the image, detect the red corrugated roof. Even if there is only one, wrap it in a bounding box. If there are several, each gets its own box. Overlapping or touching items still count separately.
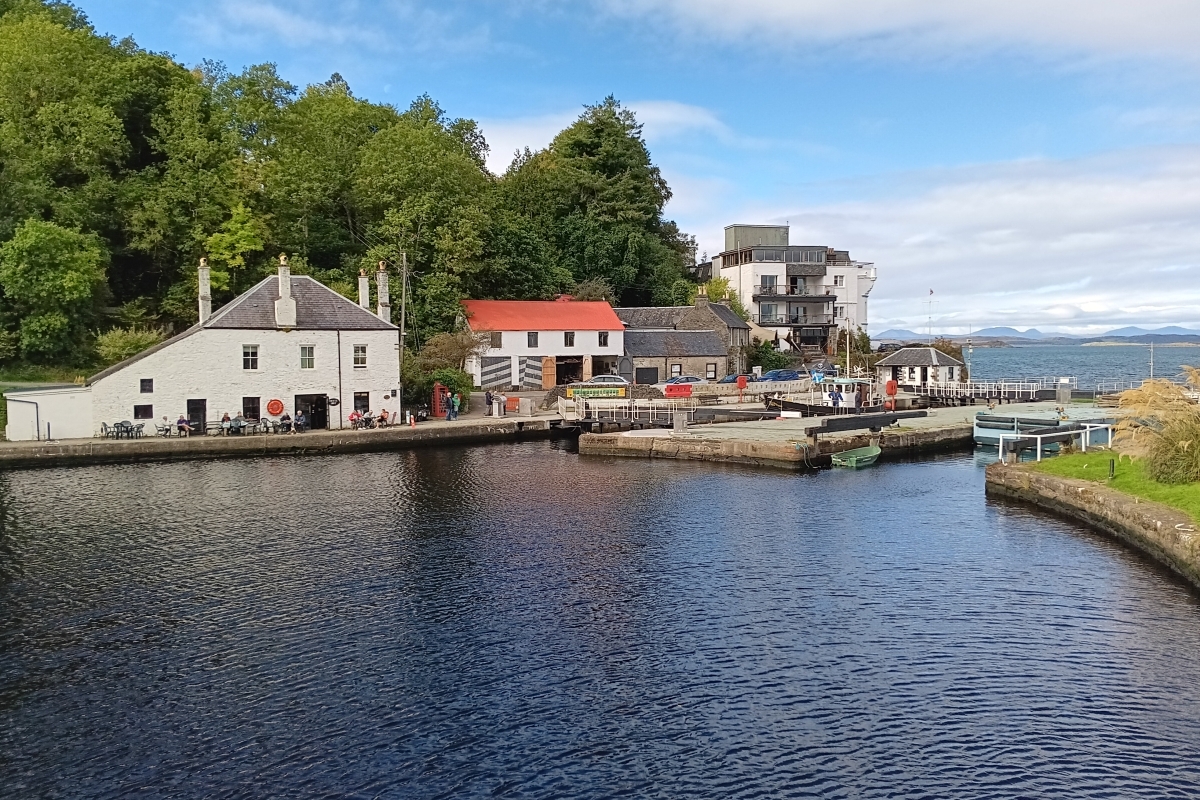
[461,300,624,331]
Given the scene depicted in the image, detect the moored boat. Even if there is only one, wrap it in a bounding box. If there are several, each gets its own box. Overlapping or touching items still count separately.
[831,444,882,468]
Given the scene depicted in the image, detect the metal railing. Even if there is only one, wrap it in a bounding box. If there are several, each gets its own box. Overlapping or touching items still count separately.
[752,285,836,299]
[916,381,1047,401]
[997,423,1113,462]
[753,314,835,325]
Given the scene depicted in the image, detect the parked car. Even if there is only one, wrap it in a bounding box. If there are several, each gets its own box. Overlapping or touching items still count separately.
[759,369,803,382]
[657,375,709,388]
[585,374,630,385]
[717,373,758,384]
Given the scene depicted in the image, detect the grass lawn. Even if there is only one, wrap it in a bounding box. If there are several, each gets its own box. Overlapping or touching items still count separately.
[1032,452,1200,524]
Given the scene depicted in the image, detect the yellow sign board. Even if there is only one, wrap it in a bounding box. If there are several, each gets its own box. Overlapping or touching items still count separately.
[566,386,627,399]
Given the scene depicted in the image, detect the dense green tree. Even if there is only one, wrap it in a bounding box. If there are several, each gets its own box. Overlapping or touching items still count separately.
[0,218,107,361]
[0,2,695,368]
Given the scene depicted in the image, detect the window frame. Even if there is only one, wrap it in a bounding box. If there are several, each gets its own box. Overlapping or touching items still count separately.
[139,378,153,394]
[133,404,153,420]
[489,331,503,349]
[705,363,717,380]
[242,396,261,420]
[833,275,845,287]
[300,345,315,370]
[670,363,683,377]
[352,344,367,368]
[564,331,575,347]
[598,331,609,348]
[527,331,538,348]
[242,344,259,371]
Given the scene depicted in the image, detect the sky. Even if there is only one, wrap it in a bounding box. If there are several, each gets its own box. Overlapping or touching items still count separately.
[78,0,1200,335]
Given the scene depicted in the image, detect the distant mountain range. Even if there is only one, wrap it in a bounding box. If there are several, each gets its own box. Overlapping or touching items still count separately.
[875,325,1200,342]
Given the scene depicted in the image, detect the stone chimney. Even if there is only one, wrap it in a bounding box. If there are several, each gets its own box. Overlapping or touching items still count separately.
[198,257,212,323]
[375,261,391,322]
[274,254,296,328]
[695,284,709,308]
[358,269,370,308]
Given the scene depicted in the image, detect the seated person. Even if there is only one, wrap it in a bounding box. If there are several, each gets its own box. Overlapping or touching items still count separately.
[279,412,292,432]
[220,412,232,433]
[176,415,193,436]
[377,408,389,427]
[294,410,307,432]
[348,409,363,428]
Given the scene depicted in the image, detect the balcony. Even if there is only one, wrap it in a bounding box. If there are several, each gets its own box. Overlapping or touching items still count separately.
[752,285,836,302]
[752,314,835,326]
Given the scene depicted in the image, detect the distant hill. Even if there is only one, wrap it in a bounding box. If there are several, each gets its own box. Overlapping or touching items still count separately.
[970,327,1052,339]
[1102,326,1200,337]
[874,329,927,341]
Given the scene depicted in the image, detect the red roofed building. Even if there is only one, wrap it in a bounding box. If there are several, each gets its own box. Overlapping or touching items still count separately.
[461,299,625,389]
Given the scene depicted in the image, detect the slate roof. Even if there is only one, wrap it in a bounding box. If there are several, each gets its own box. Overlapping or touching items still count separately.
[614,307,685,329]
[706,302,751,330]
[205,275,395,331]
[88,274,394,385]
[616,303,750,331]
[875,347,964,367]
[624,329,728,358]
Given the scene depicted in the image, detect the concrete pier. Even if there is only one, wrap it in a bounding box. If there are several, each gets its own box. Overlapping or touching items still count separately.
[579,417,974,469]
[0,418,554,470]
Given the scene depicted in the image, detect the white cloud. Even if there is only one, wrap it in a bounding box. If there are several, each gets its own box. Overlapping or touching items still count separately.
[690,147,1200,333]
[598,0,1200,64]
[478,100,734,174]
[184,0,489,57]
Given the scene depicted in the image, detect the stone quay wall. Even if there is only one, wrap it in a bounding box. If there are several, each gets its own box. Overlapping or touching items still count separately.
[578,422,973,470]
[985,462,1200,589]
[0,419,553,470]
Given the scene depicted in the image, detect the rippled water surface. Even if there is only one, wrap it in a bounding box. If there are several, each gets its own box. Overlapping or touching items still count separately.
[3,445,1200,798]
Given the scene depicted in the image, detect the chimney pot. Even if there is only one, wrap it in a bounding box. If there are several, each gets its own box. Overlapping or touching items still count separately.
[358,269,370,308]
[376,263,391,323]
[198,257,212,324]
[274,254,296,328]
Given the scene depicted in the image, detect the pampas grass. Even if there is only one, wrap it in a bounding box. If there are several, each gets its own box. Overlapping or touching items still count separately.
[1115,366,1200,484]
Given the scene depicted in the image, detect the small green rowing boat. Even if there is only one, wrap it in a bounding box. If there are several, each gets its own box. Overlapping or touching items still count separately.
[831,444,881,469]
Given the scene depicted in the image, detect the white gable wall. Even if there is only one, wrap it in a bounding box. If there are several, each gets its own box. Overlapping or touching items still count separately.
[464,328,624,387]
[4,386,93,441]
[91,327,400,433]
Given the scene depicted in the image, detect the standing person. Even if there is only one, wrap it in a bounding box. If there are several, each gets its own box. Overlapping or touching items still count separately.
[497,391,507,417]
[484,389,494,416]
[451,392,461,421]
[853,387,862,413]
[829,388,840,408]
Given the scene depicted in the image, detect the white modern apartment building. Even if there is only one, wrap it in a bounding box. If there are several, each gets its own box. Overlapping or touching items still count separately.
[716,224,876,352]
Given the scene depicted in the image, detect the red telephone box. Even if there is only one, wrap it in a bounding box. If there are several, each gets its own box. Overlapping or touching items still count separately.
[432,382,451,417]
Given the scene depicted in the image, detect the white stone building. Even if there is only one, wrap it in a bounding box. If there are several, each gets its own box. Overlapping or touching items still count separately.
[4,259,400,441]
[716,224,876,353]
[462,299,625,389]
[875,347,964,388]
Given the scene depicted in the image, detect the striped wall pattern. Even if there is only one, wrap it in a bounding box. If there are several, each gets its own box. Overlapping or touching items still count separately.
[480,357,512,389]
[519,357,542,389]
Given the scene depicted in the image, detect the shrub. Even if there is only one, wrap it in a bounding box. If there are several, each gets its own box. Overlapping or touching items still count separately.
[430,368,473,408]
[1116,368,1200,484]
[96,327,166,366]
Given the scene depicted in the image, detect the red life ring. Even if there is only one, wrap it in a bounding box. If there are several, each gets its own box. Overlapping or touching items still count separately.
[266,398,285,416]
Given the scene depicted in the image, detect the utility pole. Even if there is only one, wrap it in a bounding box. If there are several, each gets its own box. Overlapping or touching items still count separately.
[398,251,408,372]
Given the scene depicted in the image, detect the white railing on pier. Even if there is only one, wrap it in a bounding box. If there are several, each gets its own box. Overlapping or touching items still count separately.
[917,381,1046,401]
[997,423,1114,462]
[580,398,697,425]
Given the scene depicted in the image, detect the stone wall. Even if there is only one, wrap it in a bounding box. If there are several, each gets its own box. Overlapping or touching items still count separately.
[985,463,1200,589]
[578,422,972,469]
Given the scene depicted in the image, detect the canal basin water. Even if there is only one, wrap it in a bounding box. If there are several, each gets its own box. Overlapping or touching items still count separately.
[2,444,1200,798]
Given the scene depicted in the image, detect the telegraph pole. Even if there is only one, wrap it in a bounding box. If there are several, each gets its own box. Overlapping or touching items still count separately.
[398,251,409,416]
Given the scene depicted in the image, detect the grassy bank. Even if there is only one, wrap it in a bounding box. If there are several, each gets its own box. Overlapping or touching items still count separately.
[1032,452,1200,524]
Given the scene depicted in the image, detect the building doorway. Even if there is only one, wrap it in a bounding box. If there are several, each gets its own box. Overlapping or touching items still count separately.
[555,356,583,385]
[186,399,207,432]
[295,394,328,430]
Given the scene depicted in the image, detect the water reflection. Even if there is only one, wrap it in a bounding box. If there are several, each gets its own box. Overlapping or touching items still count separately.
[1,447,1199,798]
